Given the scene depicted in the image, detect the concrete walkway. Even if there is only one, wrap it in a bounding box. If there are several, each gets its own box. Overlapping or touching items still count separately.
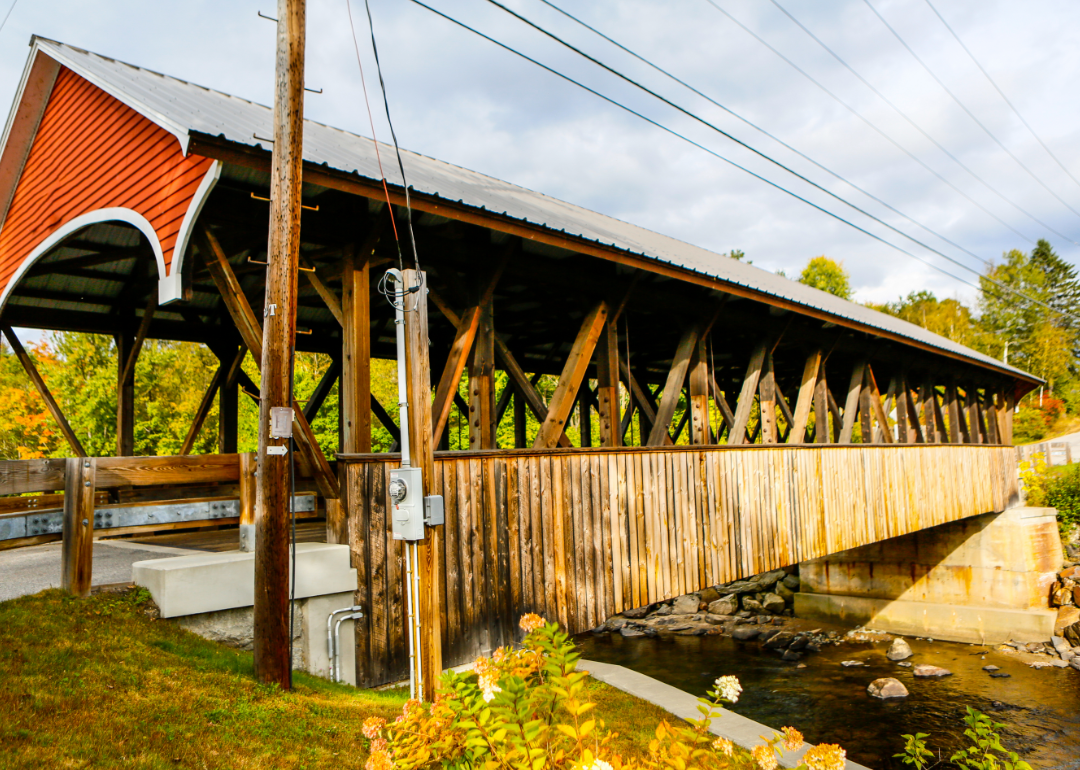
[583,659,870,770]
[0,540,196,603]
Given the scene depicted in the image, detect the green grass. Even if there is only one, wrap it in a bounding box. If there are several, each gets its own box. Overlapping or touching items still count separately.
[0,589,680,768]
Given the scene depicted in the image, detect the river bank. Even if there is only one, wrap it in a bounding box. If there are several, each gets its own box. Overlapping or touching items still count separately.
[578,629,1080,769]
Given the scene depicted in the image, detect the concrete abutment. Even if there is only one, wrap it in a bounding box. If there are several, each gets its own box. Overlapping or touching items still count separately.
[795,507,1062,644]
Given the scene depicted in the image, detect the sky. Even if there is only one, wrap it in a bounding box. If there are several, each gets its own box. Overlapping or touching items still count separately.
[1,0,1079,310]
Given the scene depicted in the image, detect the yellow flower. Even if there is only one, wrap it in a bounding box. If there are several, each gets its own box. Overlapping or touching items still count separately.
[711,737,735,756]
[752,744,779,770]
[519,613,546,633]
[803,743,846,770]
[361,716,385,740]
[780,726,804,752]
[364,747,393,770]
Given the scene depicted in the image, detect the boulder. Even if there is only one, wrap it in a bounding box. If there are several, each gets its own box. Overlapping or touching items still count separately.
[868,678,909,699]
[698,587,721,605]
[841,660,865,667]
[606,617,629,631]
[732,626,761,641]
[775,583,795,602]
[757,627,780,642]
[672,594,701,615]
[1051,636,1072,660]
[1066,622,1080,648]
[1054,606,1080,635]
[887,638,914,661]
[723,580,759,595]
[620,627,645,638]
[1028,658,1068,669]
[707,595,739,616]
[743,598,764,613]
[735,610,753,619]
[761,593,787,614]
[622,606,649,619]
[754,569,787,589]
[1071,658,1080,672]
[782,649,803,661]
[788,635,809,652]
[650,605,673,618]
[1052,584,1074,607]
[990,671,1011,678]
[782,574,801,591]
[1063,565,1080,580]
[983,665,1000,671]
[913,664,953,677]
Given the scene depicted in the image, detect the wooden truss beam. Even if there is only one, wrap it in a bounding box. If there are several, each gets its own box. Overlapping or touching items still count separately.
[180,362,227,456]
[2,325,87,457]
[647,324,701,446]
[839,360,867,444]
[534,301,610,448]
[788,349,821,444]
[197,226,338,499]
[729,341,768,445]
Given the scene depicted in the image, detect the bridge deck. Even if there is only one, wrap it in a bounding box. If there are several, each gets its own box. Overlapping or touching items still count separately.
[341,443,1019,686]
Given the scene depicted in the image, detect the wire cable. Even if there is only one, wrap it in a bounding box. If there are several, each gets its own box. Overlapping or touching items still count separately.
[923,0,1080,194]
[480,0,1070,316]
[363,0,422,272]
[765,0,1078,245]
[533,0,997,270]
[0,0,17,36]
[861,0,1080,220]
[698,0,1034,246]
[345,0,405,269]
[408,0,1080,325]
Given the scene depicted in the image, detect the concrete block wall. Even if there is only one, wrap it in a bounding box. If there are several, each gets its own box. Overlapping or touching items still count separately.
[796,507,1063,644]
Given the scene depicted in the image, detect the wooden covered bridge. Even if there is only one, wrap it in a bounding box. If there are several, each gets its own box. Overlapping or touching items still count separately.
[0,38,1033,685]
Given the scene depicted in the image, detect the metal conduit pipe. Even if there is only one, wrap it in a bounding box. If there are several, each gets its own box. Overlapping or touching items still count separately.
[327,605,364,681]
[333,611,364,683]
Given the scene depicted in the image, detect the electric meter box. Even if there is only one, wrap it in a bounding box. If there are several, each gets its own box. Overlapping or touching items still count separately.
[389,466,425,541]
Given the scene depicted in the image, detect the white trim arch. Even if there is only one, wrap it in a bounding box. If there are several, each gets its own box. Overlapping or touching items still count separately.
[161,160,221,304]
[0,207,167,314]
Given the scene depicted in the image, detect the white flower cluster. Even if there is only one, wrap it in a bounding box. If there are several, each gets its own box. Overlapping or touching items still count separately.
[714,675,742,704]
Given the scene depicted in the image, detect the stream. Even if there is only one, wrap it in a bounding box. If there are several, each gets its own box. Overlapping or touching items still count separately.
[578,631,1080,769]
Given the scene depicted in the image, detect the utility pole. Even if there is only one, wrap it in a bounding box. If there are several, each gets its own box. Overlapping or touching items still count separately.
[253,0,305,688]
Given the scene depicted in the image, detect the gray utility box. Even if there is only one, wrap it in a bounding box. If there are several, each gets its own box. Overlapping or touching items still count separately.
[389,466,425,541]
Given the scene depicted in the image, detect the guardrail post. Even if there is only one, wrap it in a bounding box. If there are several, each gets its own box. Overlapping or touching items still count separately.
[239,452,256,552]
[62,457,96,596]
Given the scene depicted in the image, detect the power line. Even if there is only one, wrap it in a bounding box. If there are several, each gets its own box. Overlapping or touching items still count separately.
[484,0,1049,301]
[698,0,1035,247]
[533,0,995,270]
[405,0,1080,325]
[765,0,1078,245]
[0,0,18,36]
[923,0,1080,195]
[861,0,1080,221]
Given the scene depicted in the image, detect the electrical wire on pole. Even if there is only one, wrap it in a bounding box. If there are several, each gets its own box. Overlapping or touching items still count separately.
[861,0,1080,221]
[923,0,1080,195]
[699,0,1037,247]
[764,0,1079,245]
[533,0,998,272]
[475,0,1078,322]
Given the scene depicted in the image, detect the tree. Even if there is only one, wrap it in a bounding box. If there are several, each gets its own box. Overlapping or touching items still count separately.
[798,256,852,299]
[870,290,994,354]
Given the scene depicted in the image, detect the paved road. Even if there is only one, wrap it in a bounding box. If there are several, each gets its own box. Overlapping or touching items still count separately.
[0,540,195,603]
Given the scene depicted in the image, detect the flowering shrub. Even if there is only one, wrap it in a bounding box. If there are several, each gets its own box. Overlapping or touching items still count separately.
[361,614,844,770]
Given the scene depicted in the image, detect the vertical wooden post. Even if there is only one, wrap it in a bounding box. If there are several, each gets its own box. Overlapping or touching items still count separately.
[985,391,1001,444]
[402,269,442,701]
[689,336,711,445]
[239,451,257,552]
[1001,390,1015,445]
[813,366,830,444]
[218,347,240,454]
[253,0,305,689]
[945,383,962,444]
[578,390,592,447]
[342,249,372,454]
[839,361,866,444]
[595,317,621,447]
[513,386,527,448]
[115,331,135,456]
[859,368,874,443]
[758,351,777,444]
[62,457,96,597]
[469,300,496,449]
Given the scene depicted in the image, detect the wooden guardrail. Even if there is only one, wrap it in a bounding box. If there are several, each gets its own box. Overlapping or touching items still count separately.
[0,453,320,596]
[340,443,1021,687]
